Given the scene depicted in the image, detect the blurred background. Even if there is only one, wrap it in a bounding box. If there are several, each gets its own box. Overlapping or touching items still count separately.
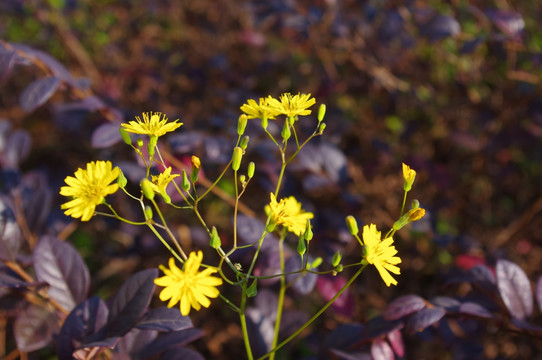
[1,0,542,358]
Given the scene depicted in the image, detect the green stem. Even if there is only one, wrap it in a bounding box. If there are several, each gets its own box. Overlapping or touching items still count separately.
[199,159,234,200]
[270,236,287,360]
[240,282,254,360]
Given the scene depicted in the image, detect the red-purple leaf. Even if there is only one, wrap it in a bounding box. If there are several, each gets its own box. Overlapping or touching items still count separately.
[20,76,61,113]
[0,49,16,83]
[33,236,90,312]
[161,346,205,360]
[14,303,58,352]
[405,307,445,334]
[536,276,542,314]
[0,198,21,261]
[459,302,492,318]
[329,349,371,360]
[4,129,32,168]
[386,328,404,357]
[496,259,533,320]
[136,307,193,332]
[383,294,426,321]
[106,269,157,337]
[138,328,204,359]
[91,122,123,148]
[316,275,355,316]
[115,328,158,355]
[371,339,394,360]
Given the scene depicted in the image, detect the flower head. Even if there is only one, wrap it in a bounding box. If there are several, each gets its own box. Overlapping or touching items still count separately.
[150,167,179,203]
[268,193,314,236]
[402,163,416,191]
[362,224,401,287]
[122,112,182,138]
[266,93,316,118]
[240,97,280,120]
[60,161,120,221]
[154,251,223,316]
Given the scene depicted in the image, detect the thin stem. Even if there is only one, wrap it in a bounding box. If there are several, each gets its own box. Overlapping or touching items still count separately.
[239,282,254,360]
[149,198,187,260]
[199,159,234,200]
[270,236,287,360]
[147,223,184,264]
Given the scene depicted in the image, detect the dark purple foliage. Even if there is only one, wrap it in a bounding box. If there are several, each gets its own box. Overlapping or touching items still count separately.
[91,122,123,148]
[0,49,16,83]
[383,295,426,321]
[387,328,404,357]
[14,303,58,352]
[19,76,61,113]
[137,328,204,359]
[4,129,31,168]
[359,316,403,342]
[316,275,354,317]
[0,198,21,261]
[459,302,492,319]
[496,259,533,320]
[405,307,446,334]
[285,255,317,294]
[136,307,193,332]
[536,276,542,314]
[371,338,394,360]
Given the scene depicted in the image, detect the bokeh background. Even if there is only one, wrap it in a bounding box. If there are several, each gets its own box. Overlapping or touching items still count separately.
[2,0,542,358]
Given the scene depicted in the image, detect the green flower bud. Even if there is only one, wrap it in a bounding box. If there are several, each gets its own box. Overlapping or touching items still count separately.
[246,280,258,297]
[411,199,420,209]
[117,169,127,189]
[311,257,323,269]
[240,135,249,150]
[346,215,359,236]
[247,162,255,179]
[393,215,408,231]
[335,264,344,273]
[137,138,144,148]
[141,179,155,200]
[318,122,326,134]
[190,156,201,183]
[210,226,221,249]
[144,205,153,220]
[304,220,313,241]
[232,146,243,171]
[281,122,291,141]
[181,170,190,192]
[238,114,248,136]
[332,251,342,267]
[119,127,132,145]
[148,136,158,158]
[297,236,306,257]
[239,174,246,184]
[318,104,326,123]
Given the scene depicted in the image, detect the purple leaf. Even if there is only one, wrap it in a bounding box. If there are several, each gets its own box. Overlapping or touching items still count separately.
[468,264,497,293]
[459,302,492,318]
[383,295,426,321]
[91,122,123,148]
[14,303,58,352]
[246,306,274,356]
[496,259,533,320]
[0,271,47,289]
[138,328,203,359]
[371,339,394,360]
[0,49,16,83]
[536,276,542,314]
[359,316,403,342]
[21,171,53,232]
[386,328,404,357]
[19,76,61,113]
[106,269,157,337]
[16,46,74,84]
[33,236,90,311]
[429,296,461,312]
[419,14,461,41]
[324,323,363,351]
[115,328,158,356]
[161,347,205,360]
[486,9,525,38]
[285,255,317,294]
[136,307,193,332]
[330,349,371,360]
[57,296,109,360]
[0,198,22,261]
[4,129,32,168]
[405,307,446,334]
[316,275,354,317]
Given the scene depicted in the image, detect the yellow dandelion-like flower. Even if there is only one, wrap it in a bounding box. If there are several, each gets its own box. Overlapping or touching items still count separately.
[150,167,179,203]
[60,161,120,221]
[266,93,316,118]
[402,163,416,191]
[362,224,401,287]
[268,193,314,236]
[154,251,223,316]
[121,112,183,137]
[240,97,280,120]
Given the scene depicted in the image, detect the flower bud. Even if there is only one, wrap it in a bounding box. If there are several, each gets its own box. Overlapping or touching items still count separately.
[240,135,249,150]
[232,147,243,171]
[247,162,255,179]
[117,169,127,188]
[304,220,313,241]
[144,205,153,220]
[407,207,425,222]
[181,169,190,192]
[332,251,342,267]
[281,121,291,141]
[411,199,420,209]
[335,264,344,273]
[137,138,144,148]
[318,104,326,123]
[297,236,306,257]
[141,179,155,200]
[246,280,258,297]
[210,226,221,249]
[346,215,359,236]
[318,122,326,134]
[119,127,132,145]
[402,163,416,191]
[311,257,323,269]
[190,156,201,183]
[239,174,246,184]
[238,114,248,136]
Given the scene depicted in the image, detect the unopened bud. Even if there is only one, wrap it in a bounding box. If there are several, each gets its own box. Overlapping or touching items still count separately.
[402,163,416,192]
[411,199,420,209]
[304,220,313,241]
[246,280,258,297]
[137,138,144,148]
[311,257,323,269]
[318,122,326,134]
[346,215,359,236]
[238,114,248,136]
[281,122,291,141]
[232,147,243,171]
[297,236,306,257]
[407,208,425,222]
[117,169,127,188]
[181,170,190,192]
[318,104,326,123]
[190,156,201,183]
[332,251,342,267]
[119,127,132,145]
[144,205,153,220]
[247,162,255,179]
[210,226,221,249]
[240,135,249,150]
[239,174,246,184]
[141,179,155,200]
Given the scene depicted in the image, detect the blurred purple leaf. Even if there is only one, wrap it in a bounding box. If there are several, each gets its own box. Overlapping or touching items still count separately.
[136,307,193,332]
[496,259,533,320]
[429,296,461,312]
[91,122,123,148]
[371,339,394,360]
[0,198,22,261]
[278,310,309,339]
[285,255,317,294]
[536,276,542,314]
[459,302,492,318]
[468,264,497,293]
[386,328,404,357]
[4,129,31,168]
[510,318,542,333]
[359,316,403,342]
[383,295,426,321]
[161,347,205,360]
[106,268,157,337]
[460,36,485,54]
[255,289,278,318]
[14,303,58,352]
[33,235,90,311]
[324,323,363,352]
[21,171,53,232]
[115,328,158,357]
[330,349,371,360]
[419,14,461,41]
[138,328,203,359]
[316,275,354,317]
[19,76,61,113]
[0,49,16,83]
[486,9,525,38]
[405,307,445,334]
[0,271,47,289]
[168,132,204,154]
[246,306,274,356]
[57,296,109,360]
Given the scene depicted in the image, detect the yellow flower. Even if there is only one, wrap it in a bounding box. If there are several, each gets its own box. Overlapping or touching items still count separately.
[266,93,316,118]
[60,161,120,221]
[402,163,416,191]
[407,207,425,222]
[154,251,223,316]
[240,97,280,120]
[362,224,401,287]
[268,193,314,236]
[150,167,179,203]
[121,112,183,137]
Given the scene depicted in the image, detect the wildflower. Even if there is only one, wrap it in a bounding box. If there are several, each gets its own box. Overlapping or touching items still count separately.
[121,112,182,137]
[407,207,425,222]
[267,193,314,236]
[60,161,120,221]
[402,163,416,191]
[362,224,401,287]
[150,167,179,203]
[154,251,223,316]
[240,97,280,120]
[266,93,316,118]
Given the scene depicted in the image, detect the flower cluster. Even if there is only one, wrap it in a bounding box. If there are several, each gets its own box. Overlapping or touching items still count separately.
[362,224,401,287]
[267,193,314,236]
[121,111,182,138]
[240,93,316,121]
